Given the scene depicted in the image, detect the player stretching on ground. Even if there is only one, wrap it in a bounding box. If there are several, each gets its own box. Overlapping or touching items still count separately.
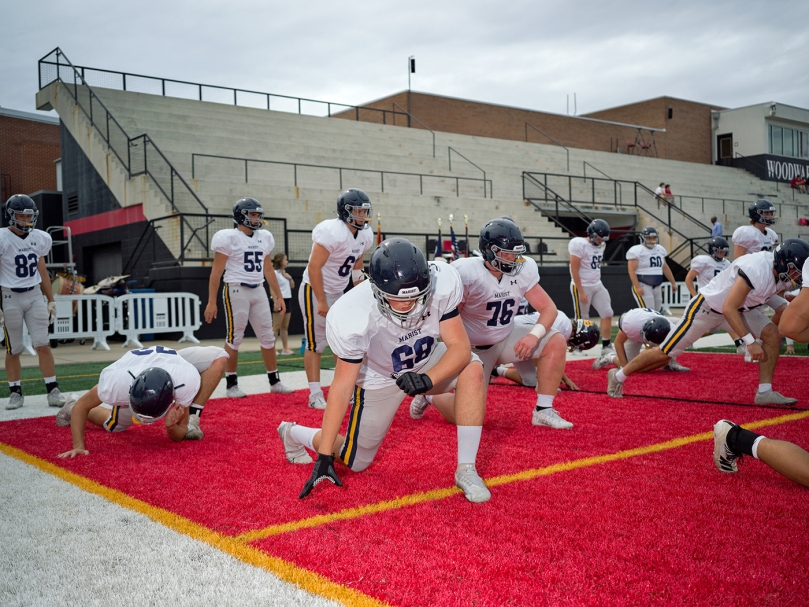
[279,238,490,502]
[205,198,293,397]
[56,345,228,455]
[298,188,375,409]
[1,194,65,410]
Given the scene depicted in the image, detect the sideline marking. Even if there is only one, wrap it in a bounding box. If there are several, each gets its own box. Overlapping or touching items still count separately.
[238,410,809,542]
[0,442,391,607]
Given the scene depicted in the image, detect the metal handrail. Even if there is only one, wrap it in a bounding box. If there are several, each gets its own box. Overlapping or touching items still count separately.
[522,172,592,236]
[448,147,489,197]
[38,48,207,215]
[392,102,436,158]
[39,55,411,124]
[582,161,612,180]
[525,122,570,171]
[191,153,492,198]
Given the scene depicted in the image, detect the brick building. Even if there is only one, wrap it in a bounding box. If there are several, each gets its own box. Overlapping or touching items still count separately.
[0,107,61,203]
[334,91,724,165]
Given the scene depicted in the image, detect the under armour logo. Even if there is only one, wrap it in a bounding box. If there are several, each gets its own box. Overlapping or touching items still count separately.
[511,280,518,285]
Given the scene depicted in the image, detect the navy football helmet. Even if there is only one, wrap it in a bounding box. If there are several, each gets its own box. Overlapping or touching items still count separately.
[337,188,372,230]
[639,226,659,249]
[369,238,433,329]
[707,236,729,262]
[773,238,809,288]
[587,219,610,246]
[641,316,670,347]
[479,218,526,276]
[129,367,174,424]
[5,194,39,233]
[568,319,601,351]
[748,199,777,225]
[232,197,264,230]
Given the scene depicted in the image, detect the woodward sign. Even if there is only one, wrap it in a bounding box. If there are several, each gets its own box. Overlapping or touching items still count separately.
[732,154,809,183]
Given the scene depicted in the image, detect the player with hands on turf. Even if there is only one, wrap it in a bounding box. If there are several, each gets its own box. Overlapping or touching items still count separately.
[205,198,293,397]
[282,237,491,503]
[55,345,227,456]
[1,194,66,411]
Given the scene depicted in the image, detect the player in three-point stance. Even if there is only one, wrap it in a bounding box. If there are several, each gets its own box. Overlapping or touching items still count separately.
[1,194,66,410]
[607,239,808,405]
[568,218,614,353]
[626,226,678,314]
[56,345,228,456]
[411,217,571,429]
[279,238,491,503]
[205,198,293,397]
[298,188,375,410]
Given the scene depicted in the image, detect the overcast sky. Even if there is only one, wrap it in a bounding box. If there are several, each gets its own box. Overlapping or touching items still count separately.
[2,0,808,119]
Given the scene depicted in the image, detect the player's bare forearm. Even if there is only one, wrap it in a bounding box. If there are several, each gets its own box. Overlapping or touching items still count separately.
[779,289,809,342]
[61,387,101,456]
[663,263,676,288]
[685,270,698,297]
[318,359,359,456]
[429,315,472,384]
[164,404,189,443]
[37,258,55,301]
[614,332,628,367]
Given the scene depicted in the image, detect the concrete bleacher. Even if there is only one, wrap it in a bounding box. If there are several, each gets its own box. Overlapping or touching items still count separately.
[39,81,808,270]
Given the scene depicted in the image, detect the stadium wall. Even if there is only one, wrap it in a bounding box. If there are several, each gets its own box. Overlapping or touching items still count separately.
[0,110,60,203]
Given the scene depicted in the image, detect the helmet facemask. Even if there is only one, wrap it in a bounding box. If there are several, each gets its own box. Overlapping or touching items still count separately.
[371,275,433,329]
[777,262,802,289]
[344,202,372,230]
[238,208,264,231]
[10,210,38,233]
[486,244,526,276]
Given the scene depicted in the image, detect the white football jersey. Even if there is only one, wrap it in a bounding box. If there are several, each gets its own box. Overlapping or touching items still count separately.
[626,243,668,276]
[326,261,462,390]
[515,309,572,342]
[0,228,52,289]
[302,219,376,295]
[97,346,201,408]
[211,228,275,285]
[568,237,605,286]
[451,256,541,346]
[689,255,731,290]
[732,225,779,253]
[619,308,671,345]
[701,251,785,312]
[803,258,809,290]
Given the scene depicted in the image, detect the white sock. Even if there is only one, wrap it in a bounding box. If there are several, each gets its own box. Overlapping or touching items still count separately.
[308,382,322,395]
[8,381,21,387]
[495,366,507,377]
[535,394,554,410]
[616,369,627,383]
[424,395,434,404]
[44,376,56,384]
[758,383,772,393]
[751,436,765,460]
[457,426,482,465]
[290,424,318,451]
[225,372,237,377]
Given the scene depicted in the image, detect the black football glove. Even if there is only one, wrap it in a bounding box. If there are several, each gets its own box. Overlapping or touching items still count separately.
[299,453,343,499]
[396,372,433,397]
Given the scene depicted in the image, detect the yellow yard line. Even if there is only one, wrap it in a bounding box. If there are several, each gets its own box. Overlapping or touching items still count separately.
[238,410,809,542]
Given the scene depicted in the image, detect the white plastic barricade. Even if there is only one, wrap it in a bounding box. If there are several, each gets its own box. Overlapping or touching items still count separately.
[20,294,117,354]
[115,292,202,348]
[660,281,691,309]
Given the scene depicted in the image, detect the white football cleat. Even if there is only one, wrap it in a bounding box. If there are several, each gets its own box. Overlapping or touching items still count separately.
[754,390,797,406]
[277,421,313,464]
[55,394,78,427]
[454,464,491,503]
[5,392,24,410]
[185,415,204,440]
[47,387,66,408]
[226,385,247,398]
[410,395,430,419]
[713,419,741,473]
[270,381,294,394]
[662,359,690,372]
[607,368,624,398]
[532,407,573,429]
[591,352,613,370]
[308,392,327,410]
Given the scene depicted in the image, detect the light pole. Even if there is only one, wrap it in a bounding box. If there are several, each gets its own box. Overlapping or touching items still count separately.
[407,56,415,127]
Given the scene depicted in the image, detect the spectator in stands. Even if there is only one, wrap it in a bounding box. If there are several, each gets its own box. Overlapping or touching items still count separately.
[710,216,723,237]
[664,184,673,204]
[791,175,807,194]
[272,253,294,355]
[654,182,666,205]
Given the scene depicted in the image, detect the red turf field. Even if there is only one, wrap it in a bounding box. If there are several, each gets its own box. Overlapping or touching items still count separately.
[2,352,808,606]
